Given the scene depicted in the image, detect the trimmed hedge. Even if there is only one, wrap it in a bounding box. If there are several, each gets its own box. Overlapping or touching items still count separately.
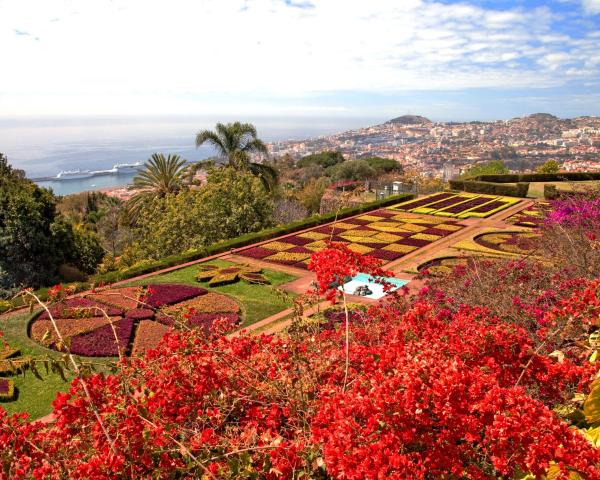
[92,193,415,285]
[450,171,600,198]
[449,180,530,197]
[472,172,600,183]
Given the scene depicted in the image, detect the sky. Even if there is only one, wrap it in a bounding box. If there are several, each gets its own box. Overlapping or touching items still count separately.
[1,0,600,121]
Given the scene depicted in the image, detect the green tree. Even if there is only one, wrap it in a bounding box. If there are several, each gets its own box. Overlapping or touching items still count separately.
[297,151,344,169]
[363,156,402,175]
[0,154,104,292]
[536,159,560,174]
[460,160,509,179]
[326,160,376,181]
[195,122,278,191]
[295,177,330,213]
[129,167,273,260]
[128,153,188,218]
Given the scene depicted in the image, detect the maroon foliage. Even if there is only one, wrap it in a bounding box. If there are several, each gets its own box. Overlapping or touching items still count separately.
[144,284,207,308]
[69,318,135,357]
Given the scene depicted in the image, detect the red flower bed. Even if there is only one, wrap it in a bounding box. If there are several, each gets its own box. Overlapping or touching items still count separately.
[125,308,155,320]
[421,227,454,237]
[466,199,507,213]
[281,235,313,246]
[187,312,240,334]
[38,298,123,320]
[394,192,454,210]
[440,196,491,214]
[0,378,14,401]
[69,318,135,357]
[368,248,404,260]
[399,237,430,248]
[144,284,207,308]
[238,246,275,259]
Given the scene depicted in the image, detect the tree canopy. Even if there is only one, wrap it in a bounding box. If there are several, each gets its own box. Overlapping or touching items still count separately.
[460,160,509,179]
[536,159,561,174]
[0,154,104,293]
[195,122,278,191]
[297,151,345,169]
[127,167,273,261]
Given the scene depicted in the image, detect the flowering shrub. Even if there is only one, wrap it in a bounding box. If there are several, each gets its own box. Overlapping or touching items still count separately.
[0,282,598,478]
[542,195,600,278]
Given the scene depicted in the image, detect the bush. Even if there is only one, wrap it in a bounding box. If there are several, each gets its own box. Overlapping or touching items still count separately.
[450,180,530,197]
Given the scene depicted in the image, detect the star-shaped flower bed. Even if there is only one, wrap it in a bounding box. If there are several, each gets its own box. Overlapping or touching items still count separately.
[195,264,270,286]
[0,344,29,402]
[29,284,241,358]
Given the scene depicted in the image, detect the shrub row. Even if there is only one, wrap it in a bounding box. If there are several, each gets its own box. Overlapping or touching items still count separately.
[448,180,530,197]
[470,172,600,183]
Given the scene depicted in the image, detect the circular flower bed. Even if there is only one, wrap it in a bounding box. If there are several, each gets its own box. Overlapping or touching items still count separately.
[29,284,241,357]
[474,231,541,255]
[418,256,476,276]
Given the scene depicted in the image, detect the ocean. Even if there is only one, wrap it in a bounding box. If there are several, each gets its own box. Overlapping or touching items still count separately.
[0,115,378,196]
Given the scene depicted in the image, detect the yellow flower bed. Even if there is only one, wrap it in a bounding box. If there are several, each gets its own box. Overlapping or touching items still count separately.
[265,251,311,263]
[297,231,329,241]
[347,243,374,254]
[383,244,418,253]
[411,233,442,241]
[262,241,295,252]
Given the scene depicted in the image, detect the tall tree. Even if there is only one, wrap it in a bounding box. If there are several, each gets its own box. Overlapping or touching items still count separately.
[195,122,278,191]
[128,153,188,219]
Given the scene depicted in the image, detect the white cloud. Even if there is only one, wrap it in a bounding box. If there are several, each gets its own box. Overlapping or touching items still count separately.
[0,0,598,115]
[582,0,600,14]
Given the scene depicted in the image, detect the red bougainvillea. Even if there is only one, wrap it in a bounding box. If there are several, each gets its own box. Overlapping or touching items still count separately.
[0,277,598,478]
[308,241,393,302]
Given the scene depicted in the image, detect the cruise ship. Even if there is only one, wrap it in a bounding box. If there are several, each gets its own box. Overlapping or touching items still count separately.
[112,161,144,174]
[55,169,94,180]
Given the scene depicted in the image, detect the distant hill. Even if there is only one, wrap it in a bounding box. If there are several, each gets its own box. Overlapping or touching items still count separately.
[386,115,432,125]
[527,113,558,121]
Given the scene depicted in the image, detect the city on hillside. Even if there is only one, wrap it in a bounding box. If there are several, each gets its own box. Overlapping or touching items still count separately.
[267,113,600,179]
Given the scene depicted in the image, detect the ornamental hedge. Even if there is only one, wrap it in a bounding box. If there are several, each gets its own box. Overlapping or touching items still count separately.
[450,171,600,198]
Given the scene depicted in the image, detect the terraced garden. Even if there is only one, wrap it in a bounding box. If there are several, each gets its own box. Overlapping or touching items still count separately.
[238,208,464,268]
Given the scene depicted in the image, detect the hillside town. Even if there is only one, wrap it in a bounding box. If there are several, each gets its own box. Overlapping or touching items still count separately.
[267,113,600,179]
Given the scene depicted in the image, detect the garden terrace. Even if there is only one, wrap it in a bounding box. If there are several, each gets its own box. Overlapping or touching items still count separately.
[237,208,465,269]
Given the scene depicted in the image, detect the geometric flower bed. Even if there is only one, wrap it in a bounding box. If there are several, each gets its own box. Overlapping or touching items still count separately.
[473,231,542,255]
[0,378,15,401]
[505,202,550,228]
[196,264,270,286]
[417,256,476,276]
[391,192,521,218]
[238,209,464,269]
[29,284,241,357]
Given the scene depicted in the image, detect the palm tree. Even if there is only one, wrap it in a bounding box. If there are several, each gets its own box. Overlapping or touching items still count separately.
[195,122,278,191]
[127,153,187,220]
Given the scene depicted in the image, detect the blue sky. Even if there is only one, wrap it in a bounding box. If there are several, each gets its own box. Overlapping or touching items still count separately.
[0,0,599,121]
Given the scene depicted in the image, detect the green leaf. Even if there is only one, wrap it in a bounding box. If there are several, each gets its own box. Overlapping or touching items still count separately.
[583,377,600,425]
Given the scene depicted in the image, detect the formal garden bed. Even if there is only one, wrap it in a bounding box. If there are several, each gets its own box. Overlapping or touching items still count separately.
[505,201,550,228]
[391,192,520,218]
[28,284,240,357]
[238,209,464,269]
[473,231,542,255]
[417,256,477,276]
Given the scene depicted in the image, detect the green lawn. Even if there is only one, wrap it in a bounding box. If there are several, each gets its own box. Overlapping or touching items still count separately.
[1,312,75,419]
[128,259,298,327]
[527,180,600,198]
